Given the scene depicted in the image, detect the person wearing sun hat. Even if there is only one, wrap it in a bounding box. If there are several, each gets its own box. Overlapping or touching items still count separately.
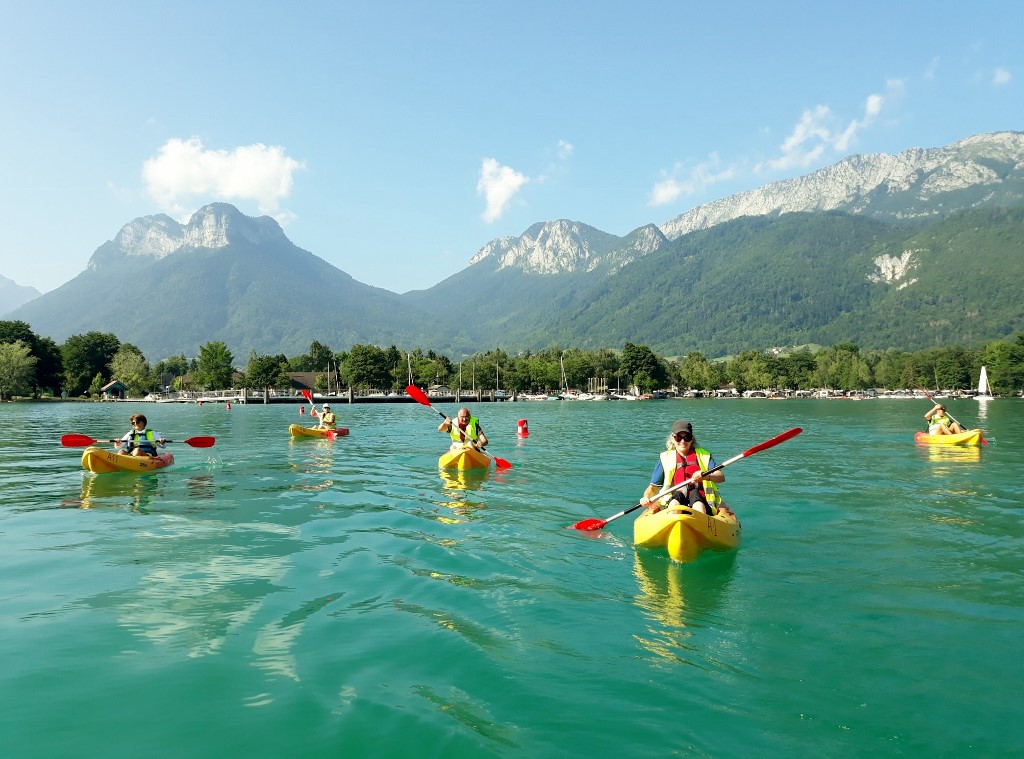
[924,403,962,435]
[313,403,337,430]
[639,420,732,516]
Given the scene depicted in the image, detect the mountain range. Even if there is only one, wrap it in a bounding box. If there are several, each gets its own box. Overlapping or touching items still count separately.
[6,130,1024,360]
[0,275,41,316]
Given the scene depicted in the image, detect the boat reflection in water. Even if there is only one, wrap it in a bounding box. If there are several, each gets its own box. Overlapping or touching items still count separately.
[631,549,737,666]
[433,467,490,523]
[921,443,983,477]
[75,473,163,512]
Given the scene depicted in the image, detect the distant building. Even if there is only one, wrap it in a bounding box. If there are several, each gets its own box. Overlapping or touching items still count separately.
[101,380,129,400]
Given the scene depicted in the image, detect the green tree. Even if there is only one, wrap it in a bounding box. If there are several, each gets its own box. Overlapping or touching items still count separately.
[0,341,37,400]
[679,352,720,392]
[0,321,62,396]
[244,352,290,392]
[726,351,774,393]
[620,343,667,388]
[110,345,152,396]
[980,341,1021,396]
[88,372,105,397]
[61,331,120,396]
[153,354,190,389]
[343,344,391,389]
[195,341,235,389]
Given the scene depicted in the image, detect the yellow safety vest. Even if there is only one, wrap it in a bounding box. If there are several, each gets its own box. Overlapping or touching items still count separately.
[658,447,723,512]
[450,418,480,443]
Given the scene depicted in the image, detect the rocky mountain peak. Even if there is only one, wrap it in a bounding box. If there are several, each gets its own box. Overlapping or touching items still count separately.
[659,130,1024,239]
[469,219,667,275]
[90,203,287,271]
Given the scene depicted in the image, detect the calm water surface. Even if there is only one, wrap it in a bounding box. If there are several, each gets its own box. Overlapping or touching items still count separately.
[1,398,1022,757]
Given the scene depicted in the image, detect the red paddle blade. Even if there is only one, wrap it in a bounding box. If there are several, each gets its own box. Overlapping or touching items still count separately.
[405,384,431,406]
[493,456,513,469]
[744,427,802,456]
[572,518,607,531]
[61,434,97,447]
[301,389,313,403]
[183,436,216,448]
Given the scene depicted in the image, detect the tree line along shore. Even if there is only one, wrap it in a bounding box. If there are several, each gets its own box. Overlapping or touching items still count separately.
[2,320,1024,402]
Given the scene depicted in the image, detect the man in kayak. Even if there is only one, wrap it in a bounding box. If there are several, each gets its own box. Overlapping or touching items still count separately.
[439,407,488,450]
[313,403,337,430]
[116,413,166,457]
[639,420,733,517]
[925,403,962,435]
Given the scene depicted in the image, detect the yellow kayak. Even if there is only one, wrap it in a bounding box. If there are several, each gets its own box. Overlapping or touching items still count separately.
[914,428,986,446]
[439,445,491,470]
[81,446,175,474]
[289,424,350,439]
[633,506,741,563]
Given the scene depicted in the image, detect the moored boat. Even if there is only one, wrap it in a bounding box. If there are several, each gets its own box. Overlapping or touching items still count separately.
[81,446,174,474]
[913,428,986,446]
[289,424,350,439]
[633,506,741,563]
[438,445,491,470]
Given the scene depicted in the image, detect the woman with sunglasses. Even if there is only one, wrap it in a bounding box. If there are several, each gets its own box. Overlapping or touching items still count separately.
[639,420,731,516]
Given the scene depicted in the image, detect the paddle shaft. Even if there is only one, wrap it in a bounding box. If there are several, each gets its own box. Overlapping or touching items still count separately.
[584,469,715,529]
[573,426,802,531]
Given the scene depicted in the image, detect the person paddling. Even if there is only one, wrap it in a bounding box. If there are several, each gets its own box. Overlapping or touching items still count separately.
[439,407,488,450]
[639,420,734,517]
[116,413,166,457]
[313,403,337,430]
[925,403,962,435]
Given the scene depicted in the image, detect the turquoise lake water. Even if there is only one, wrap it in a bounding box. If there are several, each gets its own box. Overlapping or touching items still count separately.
[1,398,1022,757]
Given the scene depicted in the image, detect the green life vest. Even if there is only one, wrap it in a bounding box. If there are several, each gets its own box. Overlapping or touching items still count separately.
[450,417,480,444]
[127,428,158,455]
[658,447,723,512]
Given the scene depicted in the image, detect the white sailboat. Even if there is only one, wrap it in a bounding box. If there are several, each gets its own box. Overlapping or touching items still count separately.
[975,365,995,401]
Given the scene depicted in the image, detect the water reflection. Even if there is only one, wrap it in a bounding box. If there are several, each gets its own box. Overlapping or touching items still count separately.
[631,550,736,665]
[186,475,216,499]
[72,474,162,512]
[286,439,337,491]
[920,444,983,474]
[433,468,490,523]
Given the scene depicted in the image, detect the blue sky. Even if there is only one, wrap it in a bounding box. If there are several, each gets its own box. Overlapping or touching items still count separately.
[2,1,1020,295]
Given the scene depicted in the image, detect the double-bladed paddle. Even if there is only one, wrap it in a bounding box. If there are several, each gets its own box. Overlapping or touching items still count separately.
[572,426,803,531]
[405,384,513,469]
[61,434,216,448]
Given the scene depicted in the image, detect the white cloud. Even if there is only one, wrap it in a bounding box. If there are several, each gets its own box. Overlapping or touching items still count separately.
[993,67,1012,85]
[761,82,898,171]
[477,158,529,223]
[557,140,574,160]
[647,152,737,207]
[143,137,305,219]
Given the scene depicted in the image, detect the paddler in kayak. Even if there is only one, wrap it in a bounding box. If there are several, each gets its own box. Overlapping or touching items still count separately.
[639,420,734,517]
[439,407,488,451]
[115,413,167,457]
[312,403,337,430]
[924,403,962,435]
